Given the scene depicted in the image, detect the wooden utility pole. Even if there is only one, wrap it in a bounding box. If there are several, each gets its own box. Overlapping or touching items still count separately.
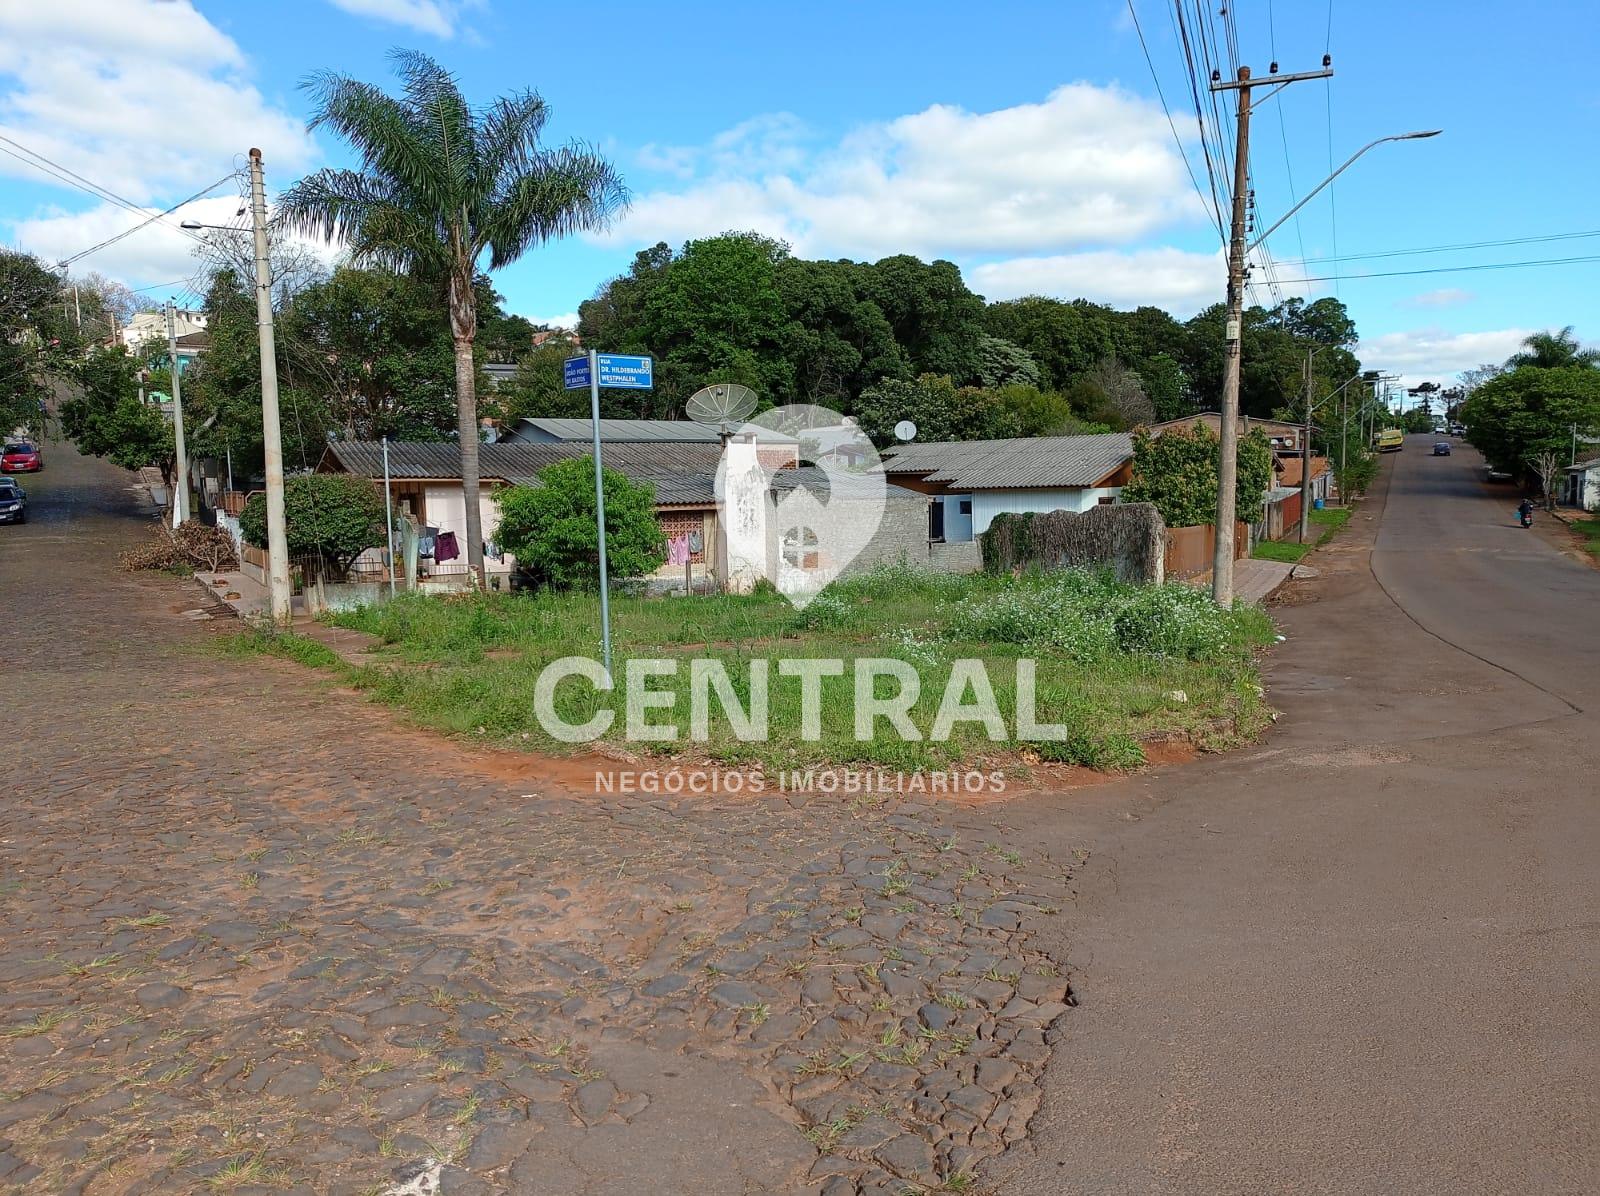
[1209,63,1333,603]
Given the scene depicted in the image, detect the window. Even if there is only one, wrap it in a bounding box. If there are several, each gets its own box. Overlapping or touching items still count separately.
[782,527,820,569]
[958,499,972,515]
[1098,496,1116,506]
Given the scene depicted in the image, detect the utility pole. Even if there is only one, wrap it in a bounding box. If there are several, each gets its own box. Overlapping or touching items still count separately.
[249,147,292,626]
[166,300,190,527]
[1299,349,1315,543]
[1208,62,1332,604]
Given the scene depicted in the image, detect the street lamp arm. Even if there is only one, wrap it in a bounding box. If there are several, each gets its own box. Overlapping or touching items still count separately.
[1248,130,1441,255]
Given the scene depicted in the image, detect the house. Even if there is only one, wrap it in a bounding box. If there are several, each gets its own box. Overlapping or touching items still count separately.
[1565,457,1600,511]
[1276,455,1332,505]
[316,437,962,591]
[1149,413,1307,456]
[882,433,1134,544]
[120,309,207,356]
[500,417,798,462]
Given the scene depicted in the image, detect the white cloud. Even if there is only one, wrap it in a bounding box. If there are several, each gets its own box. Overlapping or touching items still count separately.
[606,83,1205,259]
[1357,327,1533,388]
[1402,288,1476,309]
[324,0,468,38]
[969,246,1318,316]
[14,195,343,296]
[0,0,316,203]
[528,312,578,330]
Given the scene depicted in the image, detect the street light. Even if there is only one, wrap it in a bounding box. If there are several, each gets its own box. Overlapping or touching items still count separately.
[1249,131,1443,254]
[1211,126,1443,605]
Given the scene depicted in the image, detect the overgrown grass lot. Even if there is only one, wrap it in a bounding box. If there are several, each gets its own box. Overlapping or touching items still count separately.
[1571,517,1600,562]
[1308,505,1353,544]
[240,565,1276,773]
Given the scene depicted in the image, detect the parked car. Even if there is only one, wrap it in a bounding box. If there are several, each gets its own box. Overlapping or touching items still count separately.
[0,478,25,523]
[1449,423,1466,436]
[2,441,42,472]
[1432,441,1452,456]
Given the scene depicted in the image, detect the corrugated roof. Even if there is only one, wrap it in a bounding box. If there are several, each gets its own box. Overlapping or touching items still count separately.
[317,440,830,508]
[1568,456,1600,472]
[510,418,797,445]
[1277,456,1330,487]
[882,433,1133,490]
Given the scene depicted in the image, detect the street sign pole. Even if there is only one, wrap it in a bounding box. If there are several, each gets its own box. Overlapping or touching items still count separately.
[588,348,612,683]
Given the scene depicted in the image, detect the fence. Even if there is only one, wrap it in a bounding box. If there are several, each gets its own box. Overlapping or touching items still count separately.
[1163,522,1248,581]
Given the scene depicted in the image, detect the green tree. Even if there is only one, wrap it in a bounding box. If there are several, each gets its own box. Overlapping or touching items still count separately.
[1119,424,1274,529]
[1506,327,1599,370]
[853,374,1021,445]
[976,335,1041,388]
[993,384,1110,438]
[497,340,591,421]
[59,348,175,481]
[983,296,1114,390]
[1460,365,1600,477]
[240,473,385,575]
[0,249,76,433]
[495,457,665,588]
[860,255,987,382]
[279,49,627,585]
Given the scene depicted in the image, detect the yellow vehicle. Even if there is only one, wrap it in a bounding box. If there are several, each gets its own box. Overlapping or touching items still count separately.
[1375,427,1405,453]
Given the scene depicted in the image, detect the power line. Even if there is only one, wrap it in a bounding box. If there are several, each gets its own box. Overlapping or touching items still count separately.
[1279,227,1600,267]
[0,133,210,247]
[59,172,240,268]
[1127,0,1226,244]
[1294,253,1600,283]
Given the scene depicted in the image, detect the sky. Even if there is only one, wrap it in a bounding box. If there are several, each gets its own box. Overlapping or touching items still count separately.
[2,0,1597,389]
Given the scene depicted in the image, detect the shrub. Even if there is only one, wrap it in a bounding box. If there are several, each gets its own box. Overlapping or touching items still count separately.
[947,569,1269,662]
[495,458,666,589]
[240,473,385,574]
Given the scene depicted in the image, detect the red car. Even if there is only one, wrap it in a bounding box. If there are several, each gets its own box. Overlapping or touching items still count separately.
[2,442,42,472]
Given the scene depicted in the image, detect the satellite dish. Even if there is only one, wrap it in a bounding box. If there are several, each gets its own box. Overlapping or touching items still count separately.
[686,383,759,427]
[894,420,917,442]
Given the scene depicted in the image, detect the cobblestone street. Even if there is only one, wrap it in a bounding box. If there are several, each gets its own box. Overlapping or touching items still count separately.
[0,446,1076,1194]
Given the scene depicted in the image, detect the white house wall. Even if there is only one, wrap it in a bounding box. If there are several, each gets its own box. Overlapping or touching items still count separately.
[421,482,514,572]
[969,487,1122,536]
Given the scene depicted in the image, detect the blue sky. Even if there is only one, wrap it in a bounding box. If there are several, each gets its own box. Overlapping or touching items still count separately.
[3,0,1597,385]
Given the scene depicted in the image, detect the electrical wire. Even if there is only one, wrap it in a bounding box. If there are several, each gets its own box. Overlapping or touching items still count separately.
[1278,227,1600,267]
[58,172,240,268]
[1171,1,1230,235]
[0,134,210,248]
[1127,0,1226,244]
[1293,253,1600,283]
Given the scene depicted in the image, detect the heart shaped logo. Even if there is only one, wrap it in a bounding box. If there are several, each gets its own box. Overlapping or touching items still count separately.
[714,404,887,608]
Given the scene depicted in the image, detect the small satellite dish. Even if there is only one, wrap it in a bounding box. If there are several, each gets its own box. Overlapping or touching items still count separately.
[894,420,917,442]
[686,383,759,427]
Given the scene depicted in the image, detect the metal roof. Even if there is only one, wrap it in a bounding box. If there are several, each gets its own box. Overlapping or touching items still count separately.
[882,433,1133,490]
[507,418,797,445]
[1567,456,1600,472]
[317,440,840,508]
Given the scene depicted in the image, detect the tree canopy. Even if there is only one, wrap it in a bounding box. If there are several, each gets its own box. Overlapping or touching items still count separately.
[1119,425,1275,529]
[494,458,665,588]
[240,473,386,571]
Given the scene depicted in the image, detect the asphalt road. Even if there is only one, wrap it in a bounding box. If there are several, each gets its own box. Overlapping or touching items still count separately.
[985,435,1598,1194]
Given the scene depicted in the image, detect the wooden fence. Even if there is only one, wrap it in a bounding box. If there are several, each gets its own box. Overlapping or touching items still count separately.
[1163,522,1248,581]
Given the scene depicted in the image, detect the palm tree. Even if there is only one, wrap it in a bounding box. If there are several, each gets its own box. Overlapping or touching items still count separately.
[1507,326,1600,370]
[279,50,627,583]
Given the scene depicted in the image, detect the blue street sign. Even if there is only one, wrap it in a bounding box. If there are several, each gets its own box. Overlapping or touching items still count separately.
[563,355,591,390]
[596,353,653,389]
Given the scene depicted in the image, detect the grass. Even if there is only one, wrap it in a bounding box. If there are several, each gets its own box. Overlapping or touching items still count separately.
[223,563,1276,773]
[1309,505,1353,545]
[1251,539,1312,564]
[1571,517,1600,561]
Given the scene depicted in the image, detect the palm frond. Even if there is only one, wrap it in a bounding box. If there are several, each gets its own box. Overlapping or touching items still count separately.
[386,49,476,217]
[476,90,551,190]
[484,143,629,270]
[301,70,444,210]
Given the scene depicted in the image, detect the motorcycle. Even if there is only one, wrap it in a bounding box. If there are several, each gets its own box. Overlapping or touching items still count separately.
[1518,506,1534,528]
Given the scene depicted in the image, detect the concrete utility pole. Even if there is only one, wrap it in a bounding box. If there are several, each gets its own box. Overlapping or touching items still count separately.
[166,301,190,527]
[250,147,293,626]
[1299,349,1316,543]
[1207,63,1332,604]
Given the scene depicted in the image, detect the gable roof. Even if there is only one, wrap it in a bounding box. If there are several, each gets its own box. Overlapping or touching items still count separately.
[314,440,858,508]
[1277,456,1330,487]
[508,417,797,445]
[882,433,1133,490]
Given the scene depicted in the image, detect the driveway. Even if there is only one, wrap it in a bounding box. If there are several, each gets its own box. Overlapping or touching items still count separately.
[984,435,1598,1193]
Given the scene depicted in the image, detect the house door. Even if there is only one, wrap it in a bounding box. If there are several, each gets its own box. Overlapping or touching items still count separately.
[928,498,945,542]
